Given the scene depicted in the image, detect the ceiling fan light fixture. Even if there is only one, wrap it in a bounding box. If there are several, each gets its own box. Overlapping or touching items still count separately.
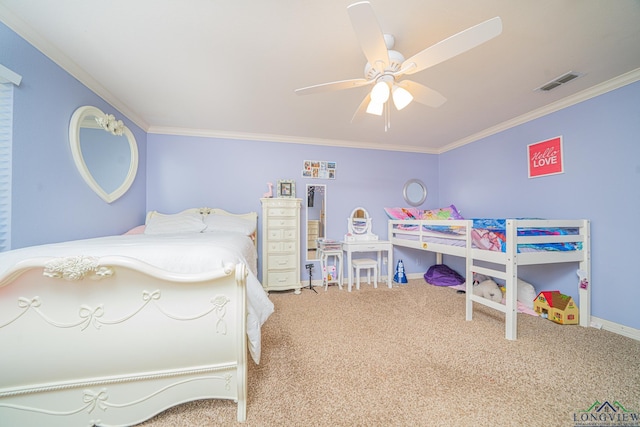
[366,99,384,116]
[370,81,390,103]
[392,85,413,110]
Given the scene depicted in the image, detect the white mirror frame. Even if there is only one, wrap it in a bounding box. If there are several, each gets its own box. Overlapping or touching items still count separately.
[348,207,371,235]
[69,106,138,203]
[306,184,326,262]
[403,179,427,207]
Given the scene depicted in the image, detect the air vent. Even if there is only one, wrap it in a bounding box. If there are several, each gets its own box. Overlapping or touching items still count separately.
[536,71,583,92]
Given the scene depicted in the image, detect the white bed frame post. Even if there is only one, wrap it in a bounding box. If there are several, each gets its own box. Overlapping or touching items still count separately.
[578,220,591,328]
[235,263,248,422]
[504,220,518,340]
[464,221,473,321]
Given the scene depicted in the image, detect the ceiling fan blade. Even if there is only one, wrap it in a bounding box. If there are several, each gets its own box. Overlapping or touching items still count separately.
[295,78,372,95]
[351,92,371,123]
[347,1,389,71]
[398,80,447,108]
[401,16,502,76]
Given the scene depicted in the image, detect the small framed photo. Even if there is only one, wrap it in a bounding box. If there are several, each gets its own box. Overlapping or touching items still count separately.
[277,179,296,198]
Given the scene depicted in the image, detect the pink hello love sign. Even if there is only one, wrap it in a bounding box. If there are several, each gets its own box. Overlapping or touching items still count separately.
[528,136,564,178]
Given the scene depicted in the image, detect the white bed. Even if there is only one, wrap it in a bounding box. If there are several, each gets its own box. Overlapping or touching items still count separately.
[0,208,273,426]
[388,217,591,339]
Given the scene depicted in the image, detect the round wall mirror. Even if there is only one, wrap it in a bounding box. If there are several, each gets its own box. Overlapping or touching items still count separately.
[69,106,138,203]
[403,179,427,206]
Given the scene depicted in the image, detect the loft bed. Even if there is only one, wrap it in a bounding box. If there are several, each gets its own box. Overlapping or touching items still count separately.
[387,212,591,340]
[0,208,274,426]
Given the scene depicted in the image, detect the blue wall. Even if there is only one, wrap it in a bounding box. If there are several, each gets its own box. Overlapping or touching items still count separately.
[439,81,640,329]
[0,22,147,248]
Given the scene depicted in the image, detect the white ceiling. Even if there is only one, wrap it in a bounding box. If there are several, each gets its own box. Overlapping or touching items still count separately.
[1,0,639,153]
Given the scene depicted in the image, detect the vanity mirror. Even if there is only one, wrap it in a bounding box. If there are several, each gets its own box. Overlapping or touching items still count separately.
[403,179,427,207]
[306,184,326,261]
[345,207,378,241]
[69,106,138,203]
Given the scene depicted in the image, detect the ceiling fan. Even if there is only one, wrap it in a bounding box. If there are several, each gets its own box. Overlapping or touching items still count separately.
[294,1,502,129]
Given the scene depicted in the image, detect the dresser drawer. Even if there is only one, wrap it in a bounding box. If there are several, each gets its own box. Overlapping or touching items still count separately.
[268,254,297,270]
[268,218,297,228]
[267,229,297,241]
[267,270,298,286]
[267,240,296,252]
[267,207,297,217]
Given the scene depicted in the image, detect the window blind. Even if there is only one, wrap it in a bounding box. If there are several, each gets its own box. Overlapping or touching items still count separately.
[0,83,12,252]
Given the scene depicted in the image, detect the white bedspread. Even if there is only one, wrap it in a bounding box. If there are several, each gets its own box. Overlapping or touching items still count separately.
[0,232,274,364]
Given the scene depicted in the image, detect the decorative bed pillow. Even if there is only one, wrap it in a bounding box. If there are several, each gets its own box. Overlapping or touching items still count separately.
[144,211,207,235]
[384,207,424,220]
[123,225,145,235]
[203,214,256,236]
[420,205,464,220]
[384,205,464,221]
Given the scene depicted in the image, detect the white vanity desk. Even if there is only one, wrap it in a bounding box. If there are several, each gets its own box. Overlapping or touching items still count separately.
[342,240,393,291]
[342,207,393,291]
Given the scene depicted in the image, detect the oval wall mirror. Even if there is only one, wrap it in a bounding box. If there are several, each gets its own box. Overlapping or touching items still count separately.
[403,179,427,206]
[69,106,138,203]
[348,207,370,235]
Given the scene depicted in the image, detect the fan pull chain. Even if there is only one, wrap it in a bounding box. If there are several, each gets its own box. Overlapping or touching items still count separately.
[385,100,390,132]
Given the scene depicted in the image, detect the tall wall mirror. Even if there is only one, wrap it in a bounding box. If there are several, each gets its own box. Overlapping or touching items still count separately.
[306,184,326,261]
[69,105,138,203]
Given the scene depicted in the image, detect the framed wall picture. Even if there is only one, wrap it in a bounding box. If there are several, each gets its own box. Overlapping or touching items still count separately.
[302,160,336,179]
[528,136,564,178]
[277,179,296,198]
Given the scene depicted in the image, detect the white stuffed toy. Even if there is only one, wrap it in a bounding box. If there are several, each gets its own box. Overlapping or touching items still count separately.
[473,279,503,303]
[516,279,536,309]
[473,273,536,308]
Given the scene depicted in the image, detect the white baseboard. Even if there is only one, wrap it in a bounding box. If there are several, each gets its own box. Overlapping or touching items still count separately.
[589,316,640,341]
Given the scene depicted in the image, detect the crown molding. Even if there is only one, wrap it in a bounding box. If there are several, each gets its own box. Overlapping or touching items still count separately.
[147,126,439,154]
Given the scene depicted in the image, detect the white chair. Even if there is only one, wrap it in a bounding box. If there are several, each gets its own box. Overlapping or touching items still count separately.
[351,258,378,290]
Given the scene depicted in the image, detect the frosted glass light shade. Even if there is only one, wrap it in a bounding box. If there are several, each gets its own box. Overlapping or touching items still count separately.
[370,81,390,103]
[366,100,384,116]
[392,85,413,110]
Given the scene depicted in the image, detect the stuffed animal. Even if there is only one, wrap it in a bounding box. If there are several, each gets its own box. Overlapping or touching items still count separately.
[473,279,503,303]
[263,182,273,198]
[516,279,536,309]
[472,273,536,308]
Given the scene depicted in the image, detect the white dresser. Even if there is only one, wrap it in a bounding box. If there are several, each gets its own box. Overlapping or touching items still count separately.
[260,198,302,294]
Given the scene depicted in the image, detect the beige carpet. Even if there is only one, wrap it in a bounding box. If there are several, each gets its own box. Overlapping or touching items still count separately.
[140,279,640,426]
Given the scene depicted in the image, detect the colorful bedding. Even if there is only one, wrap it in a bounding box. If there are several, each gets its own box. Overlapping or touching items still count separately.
[470,218,581,252]
[389,215,582,253]
[385,205,465,234]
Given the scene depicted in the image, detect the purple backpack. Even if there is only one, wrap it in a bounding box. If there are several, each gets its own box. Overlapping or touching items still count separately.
[424,264,465,287]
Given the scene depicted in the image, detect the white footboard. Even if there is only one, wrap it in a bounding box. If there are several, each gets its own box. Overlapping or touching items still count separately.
[0,256,248,426]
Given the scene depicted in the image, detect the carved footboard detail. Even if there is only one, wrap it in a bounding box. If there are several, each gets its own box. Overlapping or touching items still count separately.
[0,290,231,333]
[43,256,113,280]
[0,257,249,426]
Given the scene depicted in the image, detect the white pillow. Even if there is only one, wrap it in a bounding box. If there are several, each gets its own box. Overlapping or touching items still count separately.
[144,211,206,235]
[203,214,255,236]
